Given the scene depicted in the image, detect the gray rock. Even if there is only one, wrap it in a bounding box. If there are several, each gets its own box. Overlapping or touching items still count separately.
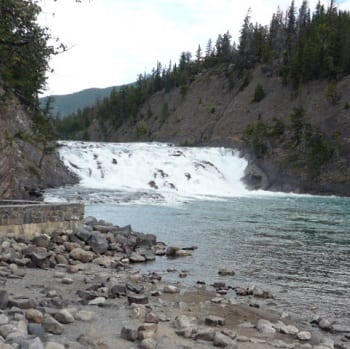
[42,314,64,335]
[0,314,9,325]
[213,331,235,347]
[205,315,225,326]
[109,284,127,298]
[130,252,146,263]
[257,319,276,335]
[54,309,75,324]
[163,285,180,294]
[319,319,333,332]
[195,327,215,341]
[332,324,350,333]
[139,338,157,349]
[19,337,44,349]
[27,323,45,336]
[121,325,138,342]
[173,315,194,329]
[74,226,93,242]
[88,297,106,306]
[8,297,36,309]
[297,331,312,341]
[25,309,43,324]
[218,268,236,276]
[74,310,95,322]
[70,248,94,263]
[0,290,8,309]
[87,231,108,254]
[128,294,149,305]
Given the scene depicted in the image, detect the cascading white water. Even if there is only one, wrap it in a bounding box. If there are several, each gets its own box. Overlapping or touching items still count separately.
[46,141,254,204]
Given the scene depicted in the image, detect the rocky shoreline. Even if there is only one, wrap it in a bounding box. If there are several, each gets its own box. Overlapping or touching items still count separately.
[0,217,349,349]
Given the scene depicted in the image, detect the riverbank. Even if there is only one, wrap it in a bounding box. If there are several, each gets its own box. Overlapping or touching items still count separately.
[0,217,349,349]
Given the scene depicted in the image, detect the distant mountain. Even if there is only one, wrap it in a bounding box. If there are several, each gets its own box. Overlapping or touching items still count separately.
[40,85,124,118]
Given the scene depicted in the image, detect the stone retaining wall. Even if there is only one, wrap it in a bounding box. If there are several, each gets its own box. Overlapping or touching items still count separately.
[0,201,84,238]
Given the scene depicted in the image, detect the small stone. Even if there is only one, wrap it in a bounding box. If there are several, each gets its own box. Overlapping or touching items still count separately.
[163,285,180,294]
[130,252,146,263]
[257,319,276,335]
[145,312,159,324]
[139,338,157,349]
[120,325,138,342]
[319,318,333,331]
[205,315,225,326]
[88,297,106,306]
[42,313,64,334]
[213,331,235,347]
[128,294,149,305]
[218,268,236,276]
[332,324,350,333]
[70,248,94,263]
[27,323,45,336]
[138,323,158,340]
[195,327,215,341]
[61,277,74,285]
[271,339,295,348]
[54,309,75,324]
[0,290,8,309]
[75,310,96,321]
[297,331,312,341]
[173,315,194,329]
[0,313,9,325]
[26,309,43,324]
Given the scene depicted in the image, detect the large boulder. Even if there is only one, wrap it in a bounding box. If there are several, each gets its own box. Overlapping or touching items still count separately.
[87,231,109,254]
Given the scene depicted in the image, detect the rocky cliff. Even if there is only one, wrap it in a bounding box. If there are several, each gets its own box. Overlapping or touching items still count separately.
[85,65,350,196]
[0,86,77,200]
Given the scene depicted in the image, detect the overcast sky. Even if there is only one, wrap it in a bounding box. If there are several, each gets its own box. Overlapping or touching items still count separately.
[39,0,350,96]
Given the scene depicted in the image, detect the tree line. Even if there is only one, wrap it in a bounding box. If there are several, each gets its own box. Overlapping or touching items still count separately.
[54,0,350,139]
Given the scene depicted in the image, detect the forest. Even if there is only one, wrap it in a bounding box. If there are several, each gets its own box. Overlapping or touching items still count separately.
[54,0,350,140]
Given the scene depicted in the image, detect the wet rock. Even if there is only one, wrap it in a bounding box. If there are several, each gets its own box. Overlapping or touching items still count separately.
[87,232,108,254]
[70,248,94,263]
[218,268,236,276]
[213,331,236,347]
[128,294,149,305]
[121,325,138,342]
[42,314,64,335]
[54,309,75,324]
[205,315,225,326]
[134,232,157,248]
[235,287,249,296]
[25,309,43,324]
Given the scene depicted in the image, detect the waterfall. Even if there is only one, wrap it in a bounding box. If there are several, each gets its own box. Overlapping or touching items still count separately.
[47,141,256,204]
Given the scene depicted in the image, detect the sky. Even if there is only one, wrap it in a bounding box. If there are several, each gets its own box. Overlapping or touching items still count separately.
[39,0,350,96]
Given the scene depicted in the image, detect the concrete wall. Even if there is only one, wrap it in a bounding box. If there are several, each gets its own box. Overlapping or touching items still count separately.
[0,202,84,238]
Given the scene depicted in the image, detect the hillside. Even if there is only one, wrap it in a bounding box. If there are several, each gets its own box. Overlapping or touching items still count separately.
[40,85,124,118]
[53,1,350,196]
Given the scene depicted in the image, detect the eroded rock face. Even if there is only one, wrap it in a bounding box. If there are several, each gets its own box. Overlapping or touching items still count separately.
[0,90,77,200]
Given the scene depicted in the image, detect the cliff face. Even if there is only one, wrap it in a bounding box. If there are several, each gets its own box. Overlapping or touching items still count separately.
[0,86,77,200]
[86,65,350,196]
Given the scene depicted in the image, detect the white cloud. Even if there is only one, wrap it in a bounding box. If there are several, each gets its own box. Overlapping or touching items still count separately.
[39,0,350,95]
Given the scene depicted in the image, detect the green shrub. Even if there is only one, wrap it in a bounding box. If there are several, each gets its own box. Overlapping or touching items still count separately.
[252,83,266,103]
[136,120,150,138]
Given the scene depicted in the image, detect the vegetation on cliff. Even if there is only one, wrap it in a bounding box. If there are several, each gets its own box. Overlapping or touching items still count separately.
[0,0,76,199]
[54,0,350,141]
